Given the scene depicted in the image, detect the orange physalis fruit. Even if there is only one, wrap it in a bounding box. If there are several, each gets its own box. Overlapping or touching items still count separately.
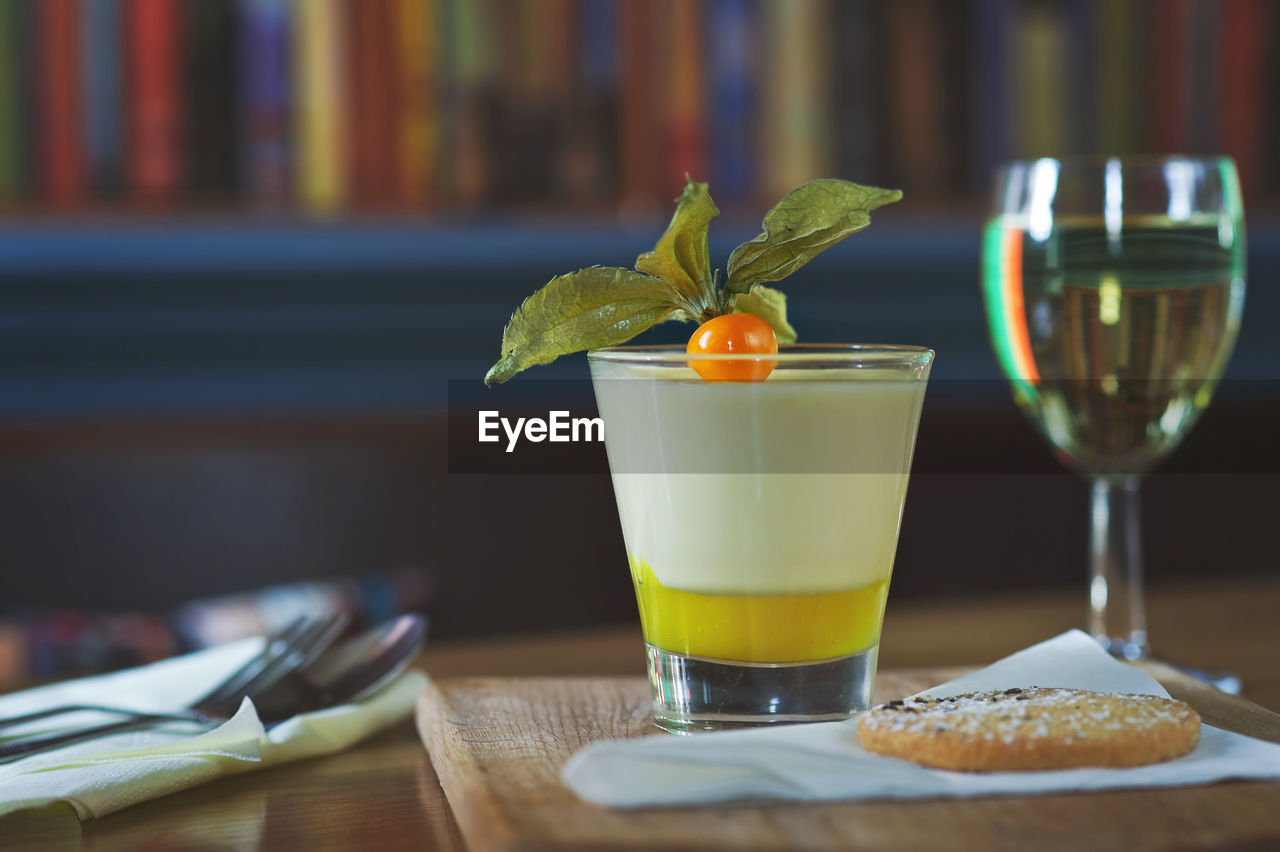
[686,313,779,382]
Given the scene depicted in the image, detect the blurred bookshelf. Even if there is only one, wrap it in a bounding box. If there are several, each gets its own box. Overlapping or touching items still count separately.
[0,0,1277,219]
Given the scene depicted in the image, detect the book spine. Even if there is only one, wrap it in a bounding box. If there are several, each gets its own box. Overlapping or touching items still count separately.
[1063,0,1098,157]
[1262,0,1280,191]
[0,0,28,203]
[1148,0,1189,155]
[126,0,183,204]
[563,0,617,202]
[437,0,492,207]
[660,0,706,194]
[81,0,121,197]
[885,0,942,191]
[758,0,831,199]
[1218,0,1262,187]
[485,0,570,203]
[346,0,397,209]
[395,0,437,210]
[1011,2,1066,159]
[532,0,574,200]
[1184,0,1220,155]
[617,0,659,213]
[830,0,882,188]
[707,0,755,200]
[491,0,528,200]
[972,0,1012,185]
[523,0,573,106]
[36,0,85,207]
[294,0,346,215]
[579,0,617,97]
[238,0,290,207]
[1097,0,1137,154]
[185,0,238,202]
[936,0,974,193]
[655,0,706,194]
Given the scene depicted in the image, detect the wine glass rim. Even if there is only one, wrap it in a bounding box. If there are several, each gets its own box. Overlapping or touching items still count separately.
[995,155,1237,172]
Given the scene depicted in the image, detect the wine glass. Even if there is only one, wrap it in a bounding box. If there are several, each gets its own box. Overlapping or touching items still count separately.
[981,157,1246,678]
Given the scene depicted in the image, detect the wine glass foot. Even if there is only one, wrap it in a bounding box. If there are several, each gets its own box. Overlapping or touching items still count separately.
[1099,639,1243,695]
[1095,632,1148,663]
[1095,629,1244,690]
[1152,660,1243,696]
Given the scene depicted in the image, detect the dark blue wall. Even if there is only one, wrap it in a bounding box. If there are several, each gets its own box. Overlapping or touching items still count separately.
[1,219,1276,419]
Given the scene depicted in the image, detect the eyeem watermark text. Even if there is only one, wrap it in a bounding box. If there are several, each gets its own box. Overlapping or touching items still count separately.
[478,410,604,453]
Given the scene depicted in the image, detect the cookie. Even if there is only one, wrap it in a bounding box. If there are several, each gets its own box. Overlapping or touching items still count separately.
[856,687,1200,771]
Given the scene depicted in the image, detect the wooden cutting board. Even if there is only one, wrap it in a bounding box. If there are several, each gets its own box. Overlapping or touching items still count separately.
[416,668,1280,852]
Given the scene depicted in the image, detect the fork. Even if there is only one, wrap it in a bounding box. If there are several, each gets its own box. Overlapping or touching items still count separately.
[0,614,346,759]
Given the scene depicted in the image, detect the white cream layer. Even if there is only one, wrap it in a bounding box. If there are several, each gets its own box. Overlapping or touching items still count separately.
[594,368,927,597]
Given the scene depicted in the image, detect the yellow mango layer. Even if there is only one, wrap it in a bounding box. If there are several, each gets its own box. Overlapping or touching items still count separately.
[630,557,890,664]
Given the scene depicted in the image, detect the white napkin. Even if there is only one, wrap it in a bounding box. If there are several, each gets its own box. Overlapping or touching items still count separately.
[0,637,429,820]
[562,630,1280,807]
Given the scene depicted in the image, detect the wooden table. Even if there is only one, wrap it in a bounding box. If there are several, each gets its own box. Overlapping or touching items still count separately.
[5,574,1279,851]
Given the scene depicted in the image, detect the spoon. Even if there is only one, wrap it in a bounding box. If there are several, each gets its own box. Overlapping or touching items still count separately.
[0,614,428,763]
[253,612,427,723]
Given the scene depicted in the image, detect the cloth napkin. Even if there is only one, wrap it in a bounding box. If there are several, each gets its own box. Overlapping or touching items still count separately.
[562,630,1280,807]
[0,637,428,821]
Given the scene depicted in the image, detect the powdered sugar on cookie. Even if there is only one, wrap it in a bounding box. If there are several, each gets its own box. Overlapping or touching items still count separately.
[857,687,1200,771]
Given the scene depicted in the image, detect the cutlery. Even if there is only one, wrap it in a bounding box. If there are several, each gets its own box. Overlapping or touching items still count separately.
[0,615,348,734]
[251,612,427,721]
[0,613,424,763]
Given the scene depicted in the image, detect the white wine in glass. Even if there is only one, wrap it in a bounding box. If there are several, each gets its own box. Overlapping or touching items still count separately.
[982,157,1245,668]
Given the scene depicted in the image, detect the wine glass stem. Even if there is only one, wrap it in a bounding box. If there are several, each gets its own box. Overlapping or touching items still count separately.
[1087,475,1150,661]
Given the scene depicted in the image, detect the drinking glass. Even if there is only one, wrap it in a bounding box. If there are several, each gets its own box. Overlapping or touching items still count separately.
[588,344,933,733]
[982,157,1245,669]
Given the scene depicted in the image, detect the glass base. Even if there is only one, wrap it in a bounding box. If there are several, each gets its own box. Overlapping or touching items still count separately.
[1094,634,1242,695]
[1095,631,1149,662]
[645,643,878,734]
[1169,662,1242,696]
